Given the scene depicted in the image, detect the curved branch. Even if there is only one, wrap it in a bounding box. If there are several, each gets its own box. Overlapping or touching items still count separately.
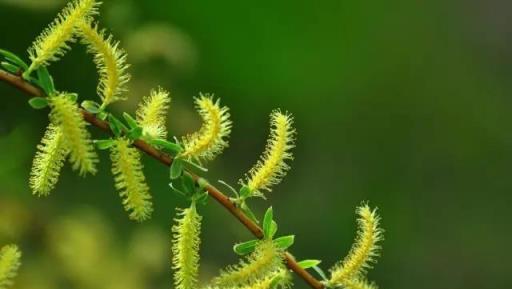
[0,70,324,289]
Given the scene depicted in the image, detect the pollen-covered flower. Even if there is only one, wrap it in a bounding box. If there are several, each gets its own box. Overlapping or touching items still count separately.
[136,87,171,139]
[110,138,153,221]
[213,240,283,287]
[77,20,130,107]
[179,94,232,162]
[26,0,99,75]
[0,245,22,289]
[29,123,69,196]
[328,204,383,287]
[172,203,202,289]
[242,111,295,196]
[49,93,98,176]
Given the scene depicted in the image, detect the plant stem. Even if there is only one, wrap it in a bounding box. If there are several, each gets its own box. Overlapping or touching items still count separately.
[0,69,324,289]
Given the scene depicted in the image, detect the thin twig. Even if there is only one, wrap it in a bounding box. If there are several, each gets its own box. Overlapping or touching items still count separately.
[0,70,325,289]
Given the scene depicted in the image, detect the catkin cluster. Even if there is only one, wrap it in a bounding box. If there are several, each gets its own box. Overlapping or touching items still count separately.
[2,1,389,289]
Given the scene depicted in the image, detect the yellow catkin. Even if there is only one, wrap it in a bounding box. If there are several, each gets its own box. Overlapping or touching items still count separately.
[172,204,202,289]
[180,94,232,161]
[328,205,383,287]
[77,20,130,107]
[213,240,283,287]
[29,123,69,196]
[26,0,99,74]
[49,93,98,176]
[244,111,295,195]
[0,245,22,289]
[342,278,378,289]
[136,87,171,139]
[110,138,153,221]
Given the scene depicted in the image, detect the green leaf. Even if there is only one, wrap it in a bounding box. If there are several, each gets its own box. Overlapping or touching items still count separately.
[273,235,295,250]
[233,239,259,255]
[36,66,55,94]
[1,61,20,74]
[94,139,115,150]
[28,97,48,109]
[67,93,78,102]
[218,180,239,198]
[0,49,28,70]
[122,112,139,129]
[263,207,274,239]
[239,185,251,198]
[98,111,108,120]
[81,100,101,113]
[312,265,328,281]
[108,114,126,137]
[170,158,184,179]
[127,127,143,140]
[194,191,209,205]
[269,220,278,239]
[297,259,322,269]
[182,173,196,194]
[182,159,208,173]
[240,202,259,224]
[150,138,183,155]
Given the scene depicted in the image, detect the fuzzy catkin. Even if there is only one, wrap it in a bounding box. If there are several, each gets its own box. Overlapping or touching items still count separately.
[110,138,153,221]
[172,204,202,289]
[180,94,232,161]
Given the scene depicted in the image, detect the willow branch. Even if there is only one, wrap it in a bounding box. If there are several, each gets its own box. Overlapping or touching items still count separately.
[0,69,324,289]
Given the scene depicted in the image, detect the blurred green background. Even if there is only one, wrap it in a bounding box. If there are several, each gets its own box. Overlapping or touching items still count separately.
[1,0,511,289]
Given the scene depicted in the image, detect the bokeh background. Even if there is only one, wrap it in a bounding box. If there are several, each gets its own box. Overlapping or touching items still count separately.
[1,0,511,289]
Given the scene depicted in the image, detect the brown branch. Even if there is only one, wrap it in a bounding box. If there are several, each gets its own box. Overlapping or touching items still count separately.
[0,70,325,289]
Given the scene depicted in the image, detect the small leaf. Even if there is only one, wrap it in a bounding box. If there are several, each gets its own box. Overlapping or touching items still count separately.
[182,159,208,173]
[127,126,143,140]
[98,111,108,120]
[169,182,187,197]
[239,185,251,198]
[67,93,78,102]
[218,180,239,198]
[108,114,127,137]
[263,207,274,239]
[28,97,48,109]
[36,66,55,94]
[182,173,196,194]
[312,265,328,281]
[273,235,295,250]
[240,202,259,224]
[195,191,209,205]
[123,112,139,129]
[94,139,115,150]
[269,220,278,239]
[170,158,184,179]
[297,259,322,269]
[150,138,183,155]
[233,239,259,255]
[0,48,28,70]
[1,61,20,74]
[81,100,101,113]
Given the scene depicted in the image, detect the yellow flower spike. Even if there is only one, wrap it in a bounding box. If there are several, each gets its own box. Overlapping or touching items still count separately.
[328,204,383,287]
[49,93,98,176]
[110,138,153,221]
[0,245,22,289]
[26,0,100,75]
[240,269,291,289]
[29,123,69,196]
[172,203,202,289]
[342,278,378,289]
[213,240,283,287]
[136,87,171,139]
[180,94,232,162]
[77,20,130,108]
[243,110,296,196]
